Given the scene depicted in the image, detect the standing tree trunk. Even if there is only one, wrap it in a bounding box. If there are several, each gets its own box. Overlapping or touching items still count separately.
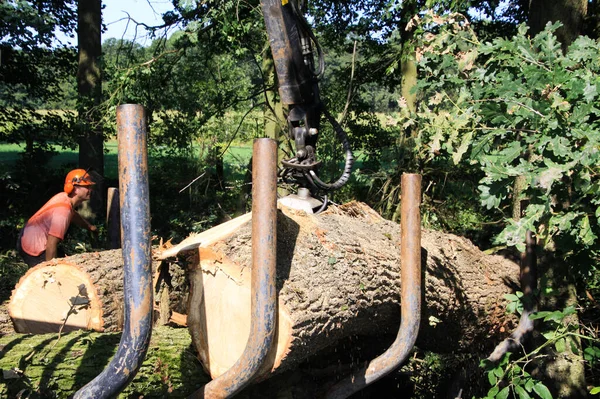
[515,3,589,397]
[400,0,418,115]
[77,0,104,218]
[529,0,587,51]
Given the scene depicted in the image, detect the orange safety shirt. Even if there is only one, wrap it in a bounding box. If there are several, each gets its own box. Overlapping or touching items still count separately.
[21,192,74,256]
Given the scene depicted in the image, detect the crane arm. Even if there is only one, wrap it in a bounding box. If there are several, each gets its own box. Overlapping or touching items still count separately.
[260,0,354,196]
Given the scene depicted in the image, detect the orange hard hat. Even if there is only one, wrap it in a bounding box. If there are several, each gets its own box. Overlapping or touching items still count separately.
[64,169,95,194]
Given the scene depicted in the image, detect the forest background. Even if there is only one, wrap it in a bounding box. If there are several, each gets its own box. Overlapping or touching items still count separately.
[2,0,600,397]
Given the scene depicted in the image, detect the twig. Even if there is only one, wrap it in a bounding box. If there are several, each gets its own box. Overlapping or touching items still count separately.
[219,104,264,157]
[340,40,358,126]
[56,285,88,343]
[179,172,207,193]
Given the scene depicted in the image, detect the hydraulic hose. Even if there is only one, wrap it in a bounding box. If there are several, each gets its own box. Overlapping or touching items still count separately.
[307,107,354,191]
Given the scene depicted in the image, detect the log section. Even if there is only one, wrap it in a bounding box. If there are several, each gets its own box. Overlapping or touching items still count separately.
[8,251,186,334]
[173,202,520,380]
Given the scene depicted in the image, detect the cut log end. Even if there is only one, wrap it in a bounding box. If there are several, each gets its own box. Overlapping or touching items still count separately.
[9,261,104,334]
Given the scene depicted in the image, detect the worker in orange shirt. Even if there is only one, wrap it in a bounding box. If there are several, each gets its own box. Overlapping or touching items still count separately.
[17,169,98,267]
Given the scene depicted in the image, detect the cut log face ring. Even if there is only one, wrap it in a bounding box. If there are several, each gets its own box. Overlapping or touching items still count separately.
[9,261,103,334]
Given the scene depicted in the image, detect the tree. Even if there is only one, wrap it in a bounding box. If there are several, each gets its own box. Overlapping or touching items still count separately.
[77,0,103,217]
[410,14,599,396]
[0,0,78,248]
[529,0,587,50]
[0,0,78,168]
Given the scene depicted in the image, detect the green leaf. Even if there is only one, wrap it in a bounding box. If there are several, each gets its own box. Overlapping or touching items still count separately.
[590,386,600,395]
[562,306,576,316]
[497,386,510,399]
[493,365,505,377]
[524,379,535,392]
[479,185,503,210]
[512,364,522,374]
[578,215,596,246]
[555,338,566,353]
[529,311,552,320]
[533,382,553,399]
[488,371,498,386]
[515,384,532,399]
[488,386,500,397]
[452,131,473,164]
[569,336,580,355]
[584,81,598,102]
[506,302,517,314]
[584,346,599,361]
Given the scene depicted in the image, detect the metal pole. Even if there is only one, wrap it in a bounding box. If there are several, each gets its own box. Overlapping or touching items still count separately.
[190,138,278,398]
[74,104,153,399]
[326,173,422,398]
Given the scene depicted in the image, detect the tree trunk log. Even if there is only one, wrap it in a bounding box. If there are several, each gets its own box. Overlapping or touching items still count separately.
[8,201,521,385]
[164,202,520,380]
[8,251,187,334]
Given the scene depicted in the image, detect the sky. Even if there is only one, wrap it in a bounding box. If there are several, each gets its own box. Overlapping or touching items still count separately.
[57,0,176,46]
[102,0,175,44]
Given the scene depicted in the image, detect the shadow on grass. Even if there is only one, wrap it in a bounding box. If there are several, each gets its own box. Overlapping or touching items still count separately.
[0,327,209,398]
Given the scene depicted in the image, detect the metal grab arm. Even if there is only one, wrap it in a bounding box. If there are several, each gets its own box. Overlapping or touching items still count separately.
[326,173,422,399]
[74,104,153,398]
[190,138,279,398]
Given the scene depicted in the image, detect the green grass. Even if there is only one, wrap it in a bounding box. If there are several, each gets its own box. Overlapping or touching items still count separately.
[0,142,252,181]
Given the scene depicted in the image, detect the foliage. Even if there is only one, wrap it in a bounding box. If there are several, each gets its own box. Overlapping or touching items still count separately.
[0,0,79,180]
[504,291,525,315]
[0,251,27,302]
[478,304,595,399]
[410,14,600,270]
[101,32,258,152]
[480,352,553,399]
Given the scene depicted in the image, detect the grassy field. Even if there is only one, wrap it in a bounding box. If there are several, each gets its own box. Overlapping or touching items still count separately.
[0,142,252,180]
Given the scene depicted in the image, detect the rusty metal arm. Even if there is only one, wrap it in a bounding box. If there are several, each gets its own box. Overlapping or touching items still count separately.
[74,104,153,399]
[190,138,279,399]
[326,173,422,399]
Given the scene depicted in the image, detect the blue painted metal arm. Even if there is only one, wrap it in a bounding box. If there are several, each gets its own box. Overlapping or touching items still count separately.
[74,104,153,399]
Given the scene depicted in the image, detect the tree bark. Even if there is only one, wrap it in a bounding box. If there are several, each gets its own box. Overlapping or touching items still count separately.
[529,0,587,50]
[77,0,104,218]
[166,202,520,380]
[8,202,522,385]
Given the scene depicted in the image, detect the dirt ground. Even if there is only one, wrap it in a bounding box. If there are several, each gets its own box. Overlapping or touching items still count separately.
[0,301,14,337]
